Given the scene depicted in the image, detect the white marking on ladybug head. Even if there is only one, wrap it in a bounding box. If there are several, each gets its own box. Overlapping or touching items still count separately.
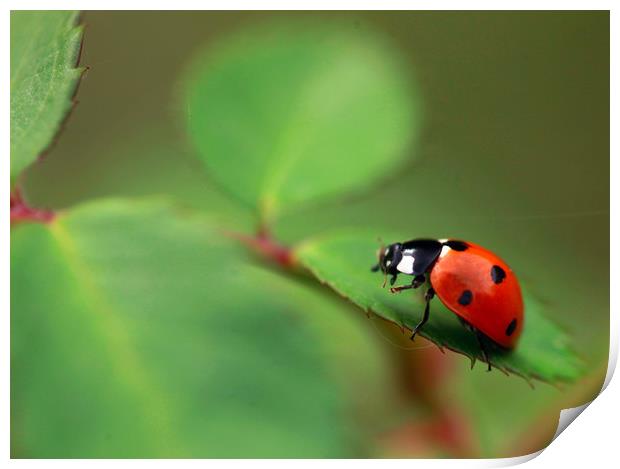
[397,255,415,274]
[439,245,451,258]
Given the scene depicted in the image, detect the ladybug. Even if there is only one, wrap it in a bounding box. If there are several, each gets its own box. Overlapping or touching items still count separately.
[371,239,524,370]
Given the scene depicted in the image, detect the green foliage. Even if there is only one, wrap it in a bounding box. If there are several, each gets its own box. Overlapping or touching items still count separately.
[10,11,84,184]
[182,21,419,222]
[295,231,583,383]
[11,200,396,457]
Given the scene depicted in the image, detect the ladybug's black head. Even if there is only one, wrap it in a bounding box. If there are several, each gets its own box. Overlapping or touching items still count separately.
[375,242,403,276]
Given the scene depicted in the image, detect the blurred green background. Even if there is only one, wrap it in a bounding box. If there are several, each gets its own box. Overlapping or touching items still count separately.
[19,11,609,457]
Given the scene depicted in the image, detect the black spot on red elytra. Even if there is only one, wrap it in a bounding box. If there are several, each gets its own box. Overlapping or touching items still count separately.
[491,265,506,284]
[506,318,517,336]
[444,240,468,251]
[458,290,473,306]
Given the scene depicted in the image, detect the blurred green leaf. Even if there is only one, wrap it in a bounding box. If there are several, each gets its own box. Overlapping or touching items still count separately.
[183,21,419,223]
[295,231,583,384]
[11,199,396,457]
[10,11,84,185]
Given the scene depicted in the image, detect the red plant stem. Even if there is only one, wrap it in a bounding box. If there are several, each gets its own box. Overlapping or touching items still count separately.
[10,187,55,225]
[225,228,294,268]
[406,345,478,457]
[374,323,478,457]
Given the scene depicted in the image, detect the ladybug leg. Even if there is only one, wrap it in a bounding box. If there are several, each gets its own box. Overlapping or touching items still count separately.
[410,287,435,341]
[412,274,426,289]
[370,263,380,272]
[390,274,425,294]
[475,331,492,372]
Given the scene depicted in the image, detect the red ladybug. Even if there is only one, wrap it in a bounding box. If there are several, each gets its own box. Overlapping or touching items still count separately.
[371,239,524,370]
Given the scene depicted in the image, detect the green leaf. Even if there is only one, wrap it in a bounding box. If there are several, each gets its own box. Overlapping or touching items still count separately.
[10,11,84,184]
[295,231,584,384]
[183,21,420,223]
[11,199,397,457]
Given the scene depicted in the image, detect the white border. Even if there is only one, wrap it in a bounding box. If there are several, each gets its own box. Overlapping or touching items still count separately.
[3,3,615,466]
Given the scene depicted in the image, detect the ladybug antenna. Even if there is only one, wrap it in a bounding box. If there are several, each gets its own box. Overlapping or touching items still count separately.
[376,237,388,287]
[376,237,385,264]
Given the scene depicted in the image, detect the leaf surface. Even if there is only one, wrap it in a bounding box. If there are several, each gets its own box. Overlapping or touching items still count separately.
[10,11,84,184]
[11,200,395,457]
[183,21,420,222]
